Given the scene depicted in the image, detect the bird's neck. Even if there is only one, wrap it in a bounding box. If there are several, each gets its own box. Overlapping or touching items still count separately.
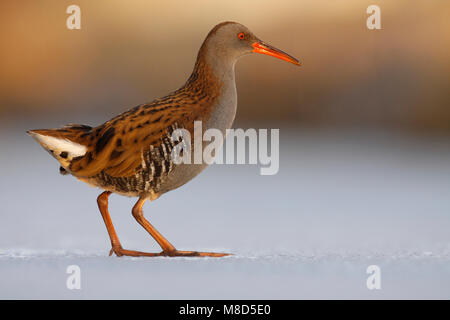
[181,44,238,136]
[182,45,238,135]
[184,44,236,98]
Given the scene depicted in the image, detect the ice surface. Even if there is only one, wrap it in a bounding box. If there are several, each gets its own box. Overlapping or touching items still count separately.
[1,125,449,299]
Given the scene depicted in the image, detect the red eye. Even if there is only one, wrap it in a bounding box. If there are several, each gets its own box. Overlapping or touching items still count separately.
[238,32,245,40]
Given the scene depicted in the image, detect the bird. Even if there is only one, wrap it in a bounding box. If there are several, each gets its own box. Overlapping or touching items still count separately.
[27,21,301,258]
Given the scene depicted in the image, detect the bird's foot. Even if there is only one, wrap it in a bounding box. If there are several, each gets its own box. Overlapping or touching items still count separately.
[109,246,161,257]
[160,250,231,258]
[108,246,230,258]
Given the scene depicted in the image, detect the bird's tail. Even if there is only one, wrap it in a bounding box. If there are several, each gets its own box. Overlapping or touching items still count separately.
[27,124,93,172]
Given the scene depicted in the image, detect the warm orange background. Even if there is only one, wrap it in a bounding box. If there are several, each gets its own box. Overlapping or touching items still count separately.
[1,0,449,132]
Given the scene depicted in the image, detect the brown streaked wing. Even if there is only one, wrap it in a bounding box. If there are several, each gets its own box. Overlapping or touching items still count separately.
[69,100,192,178]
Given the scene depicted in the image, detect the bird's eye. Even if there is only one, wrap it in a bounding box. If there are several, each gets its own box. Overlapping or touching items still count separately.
[238,32,245,40]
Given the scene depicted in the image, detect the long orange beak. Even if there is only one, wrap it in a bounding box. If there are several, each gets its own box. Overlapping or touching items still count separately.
[252,41,301,66]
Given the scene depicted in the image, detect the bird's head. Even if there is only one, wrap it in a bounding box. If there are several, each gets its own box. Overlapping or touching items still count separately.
[200,21,301,68]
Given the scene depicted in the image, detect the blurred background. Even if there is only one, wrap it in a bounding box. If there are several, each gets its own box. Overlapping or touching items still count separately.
[1,0,450,299]
[1,0,449,131]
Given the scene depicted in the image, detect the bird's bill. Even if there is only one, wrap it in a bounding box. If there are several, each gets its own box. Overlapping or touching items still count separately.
[252,41,301,66]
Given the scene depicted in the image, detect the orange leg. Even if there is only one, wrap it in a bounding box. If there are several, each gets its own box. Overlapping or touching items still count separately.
[131,197,230,257]
[97,192,230,257]
[97,191,161,257]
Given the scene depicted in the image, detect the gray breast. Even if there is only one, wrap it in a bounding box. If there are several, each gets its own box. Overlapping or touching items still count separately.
[158,69,238,195]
